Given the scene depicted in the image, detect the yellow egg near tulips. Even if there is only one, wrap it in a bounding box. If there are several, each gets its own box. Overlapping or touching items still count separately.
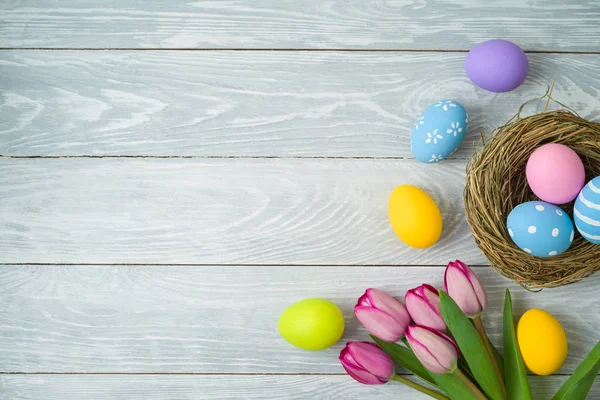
[388,185,443,248]
[278,298,345,351]
[517,308,568,375]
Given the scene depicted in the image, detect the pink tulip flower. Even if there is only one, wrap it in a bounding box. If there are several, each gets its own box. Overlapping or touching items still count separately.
[354,288,411,342]
[444,260,487,318]
[406,325,459,375]
[339,342,394,385]
[405,284,446,331]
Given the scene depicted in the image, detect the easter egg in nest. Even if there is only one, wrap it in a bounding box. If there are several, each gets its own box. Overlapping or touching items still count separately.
[506,201,574,258]
[574,176,600,244]
[526,143,585,205]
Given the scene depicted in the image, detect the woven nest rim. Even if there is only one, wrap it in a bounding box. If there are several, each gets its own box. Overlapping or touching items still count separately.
[464,106,600,290]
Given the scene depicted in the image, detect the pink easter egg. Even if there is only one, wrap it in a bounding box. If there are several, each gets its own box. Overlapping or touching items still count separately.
[526,144,585,204]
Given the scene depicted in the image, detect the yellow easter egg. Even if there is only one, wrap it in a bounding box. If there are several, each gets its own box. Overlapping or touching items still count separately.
[517,309,568,375]
[388,185,443,248]
[278,298,344,351]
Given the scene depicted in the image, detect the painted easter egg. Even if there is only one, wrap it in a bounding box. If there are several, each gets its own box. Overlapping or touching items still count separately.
[507,201,574,258]
[465,39,529,92]
[278,298,344,351]
[411,100,468,163]
[526,144,585,204]
[518,309,568,375]
[574,176,600,244]
[388,185,442,248]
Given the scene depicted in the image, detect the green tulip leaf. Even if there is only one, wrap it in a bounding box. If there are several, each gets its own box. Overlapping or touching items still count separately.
[373,335,478,399]
[490,338,505,379]
[430,371,480,400]
[468,317,504,378]
[371,335,436,386]
[440,291,505,400]
[552,340,600,400]
[503,289,533,400]
[470,318,504,379]
[458,356,476,382]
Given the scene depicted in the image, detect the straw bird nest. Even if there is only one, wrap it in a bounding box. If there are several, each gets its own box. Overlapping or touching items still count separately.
[464,106,600,289]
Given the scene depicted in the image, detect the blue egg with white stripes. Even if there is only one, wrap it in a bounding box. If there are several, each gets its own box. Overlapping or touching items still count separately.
[507,201,574,258]
[574,176,600,244]
[411,100,468,163]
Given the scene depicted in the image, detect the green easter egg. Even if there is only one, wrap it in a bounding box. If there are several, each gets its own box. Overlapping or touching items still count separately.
[278,298,344,351]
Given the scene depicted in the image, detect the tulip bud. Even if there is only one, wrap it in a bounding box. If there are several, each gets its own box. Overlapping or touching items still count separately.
[354,288,411,342]
[339,342,394,385]
[406,325,459,375]
[444,260,487,318]
[405,284,446,331]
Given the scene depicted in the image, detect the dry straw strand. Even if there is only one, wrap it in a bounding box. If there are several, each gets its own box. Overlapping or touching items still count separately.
[464,92,600,290]
[543,79,555,112]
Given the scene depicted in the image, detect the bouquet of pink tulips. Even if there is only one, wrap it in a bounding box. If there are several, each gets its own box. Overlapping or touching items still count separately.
[339,261,600,400]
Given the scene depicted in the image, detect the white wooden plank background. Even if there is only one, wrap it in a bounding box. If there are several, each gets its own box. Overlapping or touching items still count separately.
[3,1,600,399]
[1,51,600,157]
[1,265,598,374]
[1,1,600,51]
[0,158,485,265]
[2,375,599,400]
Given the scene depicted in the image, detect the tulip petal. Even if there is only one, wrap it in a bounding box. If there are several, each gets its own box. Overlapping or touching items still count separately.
[411,343,446,374]
[339,346,355,366]
[453,260,468,273]
[422,284,442,316]
[445,264,482,316]
[413,326,455,351]
[405,290,446,331]
[355,306,404,342]
[366,288,411,327]
[462,264,488,310]
[347,342,394,380]
[341,361,386,385]
[356,291,372,308]
[434,329,460,354]
[406,329,447,374]
[339,342,392,385]
[407,326,458,374]
[414,327,459,367]
[452,261,486,306]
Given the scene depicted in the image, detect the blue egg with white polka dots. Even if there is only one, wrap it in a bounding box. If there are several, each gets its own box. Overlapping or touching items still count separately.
[411,100,468,163]
[507,201,574,258]
[574,176,600,244]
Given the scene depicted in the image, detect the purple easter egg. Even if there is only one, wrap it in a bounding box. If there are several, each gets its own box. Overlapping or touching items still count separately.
[465,40,529,92]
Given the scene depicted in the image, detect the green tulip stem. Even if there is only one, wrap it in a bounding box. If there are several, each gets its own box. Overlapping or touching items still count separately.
[474,316,507,399]
[453,369,488,400]
[391,375,450,400]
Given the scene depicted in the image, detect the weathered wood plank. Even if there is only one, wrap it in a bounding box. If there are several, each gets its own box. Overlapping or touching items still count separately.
[1,1,600,50]
[0,158,485,265]
[2,374,598,400]
[0,265,598,373]
[1,51,599,157]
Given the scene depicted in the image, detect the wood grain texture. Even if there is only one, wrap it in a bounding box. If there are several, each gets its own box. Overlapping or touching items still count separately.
[1,51,600,157]
[2,374,598,400]
[0,158,486,265]
[1,1,600,50]
[1,265,598,373]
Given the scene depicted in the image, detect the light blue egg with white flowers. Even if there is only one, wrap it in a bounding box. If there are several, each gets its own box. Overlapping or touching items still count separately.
[507,201,574,258]
[574,176,600,244]
[411,100,468,163]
